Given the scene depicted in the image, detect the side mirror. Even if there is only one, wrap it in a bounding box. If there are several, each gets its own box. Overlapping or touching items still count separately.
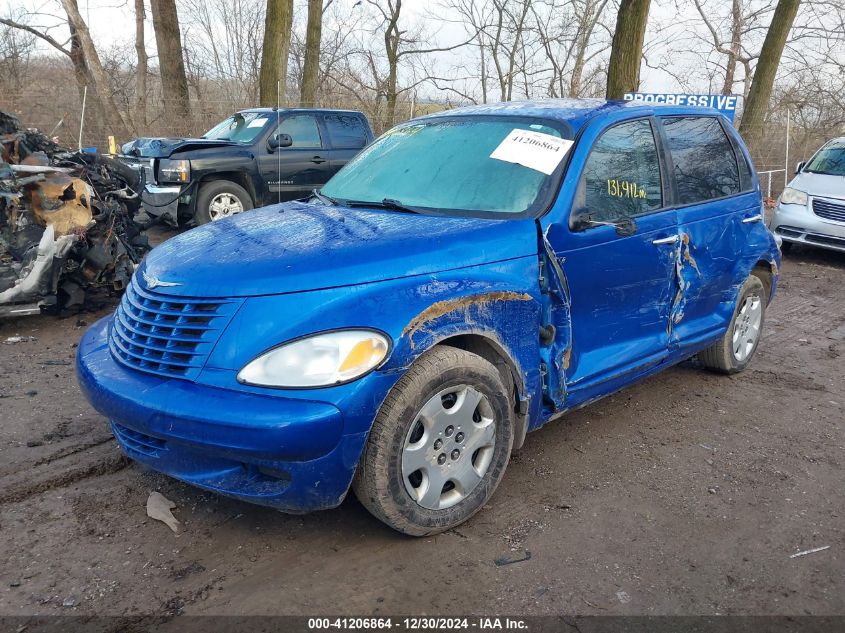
[571,211,637,237]
[795,161,805,174]
[268,133,293,150]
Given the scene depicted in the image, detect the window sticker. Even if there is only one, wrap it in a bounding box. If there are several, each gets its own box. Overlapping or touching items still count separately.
[247,117,269,128]
[490,129,573,175]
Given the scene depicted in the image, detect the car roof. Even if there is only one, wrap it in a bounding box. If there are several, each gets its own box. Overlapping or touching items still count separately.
[417,98,728,134]
[238,107,365,116]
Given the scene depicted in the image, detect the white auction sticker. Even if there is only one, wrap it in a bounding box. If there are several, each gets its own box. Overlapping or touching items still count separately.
[247,117,269,128]
[490,129,573,175]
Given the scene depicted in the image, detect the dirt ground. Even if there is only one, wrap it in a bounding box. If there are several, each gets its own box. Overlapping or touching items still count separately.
[0,242,843,620]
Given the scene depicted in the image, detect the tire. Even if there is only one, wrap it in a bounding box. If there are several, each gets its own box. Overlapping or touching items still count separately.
[780,241,793,255]
[194,180,253,225]
[353,346,514,536]
[698,274,767,374]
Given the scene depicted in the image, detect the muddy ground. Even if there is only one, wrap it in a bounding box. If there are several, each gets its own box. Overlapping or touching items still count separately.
[0,242,843,620]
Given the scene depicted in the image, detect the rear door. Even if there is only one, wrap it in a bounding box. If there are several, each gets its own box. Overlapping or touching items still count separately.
[257,113,332,201]
[320,113,371,178]
[657,116,763,350]
[545,117,678,404]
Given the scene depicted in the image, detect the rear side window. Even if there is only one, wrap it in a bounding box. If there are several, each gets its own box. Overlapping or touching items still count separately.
[661,117,741,204]
[273,114,323,149]
[323,114,369,149]
[574,118,663,224]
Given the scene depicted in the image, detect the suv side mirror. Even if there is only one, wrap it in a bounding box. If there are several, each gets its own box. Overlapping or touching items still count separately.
[268,133,293,150]
[795,161,805,174]
[571,210,637,237]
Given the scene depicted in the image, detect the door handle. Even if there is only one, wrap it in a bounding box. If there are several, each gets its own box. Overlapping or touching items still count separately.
[742,214,764,224]
[310,156,326,164]
[652,235,679,245]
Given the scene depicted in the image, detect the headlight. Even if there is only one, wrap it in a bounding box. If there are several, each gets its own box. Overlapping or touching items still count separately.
[157,159,191,184]
[237,330,390,388]
[780,187,808,206]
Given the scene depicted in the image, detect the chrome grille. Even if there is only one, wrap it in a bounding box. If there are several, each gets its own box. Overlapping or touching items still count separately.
[109,276,239,380]
[813,198,845,223]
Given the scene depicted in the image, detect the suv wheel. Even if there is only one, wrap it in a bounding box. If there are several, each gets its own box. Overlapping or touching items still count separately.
[195,180,253,224]
[698,274,767,374]
[353,347,514,536]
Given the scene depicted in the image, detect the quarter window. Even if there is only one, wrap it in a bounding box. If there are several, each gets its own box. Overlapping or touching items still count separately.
[661,117,741,204]
[273,115,322,149]
[574,119,663,224]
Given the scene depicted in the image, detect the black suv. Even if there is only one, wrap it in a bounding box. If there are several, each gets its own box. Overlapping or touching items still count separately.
[121,108,374,226]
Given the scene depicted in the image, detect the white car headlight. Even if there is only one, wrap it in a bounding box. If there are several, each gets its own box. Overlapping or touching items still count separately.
[237,330,390,388]
[780,187,808,206]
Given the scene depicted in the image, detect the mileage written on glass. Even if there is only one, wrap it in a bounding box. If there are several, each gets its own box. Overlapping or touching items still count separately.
[607,178,647,199]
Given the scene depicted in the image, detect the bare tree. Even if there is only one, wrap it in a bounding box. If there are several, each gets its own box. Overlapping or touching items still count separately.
[739,0,801,148]
[150,0,190,118]
[300,0,323,106]
[259,0,293,106]
[60,0,130,138]
[134,0,148,127]
[606,0,651,99]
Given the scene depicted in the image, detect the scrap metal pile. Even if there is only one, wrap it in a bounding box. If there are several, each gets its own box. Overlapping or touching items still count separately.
[0,111,148,317]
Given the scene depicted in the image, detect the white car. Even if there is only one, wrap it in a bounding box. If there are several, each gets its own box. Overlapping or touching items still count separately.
[770,137,845,253]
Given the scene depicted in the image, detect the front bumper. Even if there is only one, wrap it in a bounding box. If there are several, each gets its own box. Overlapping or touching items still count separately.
[140,184,182,224]
[771,201,845,253]
[76,317,368,512]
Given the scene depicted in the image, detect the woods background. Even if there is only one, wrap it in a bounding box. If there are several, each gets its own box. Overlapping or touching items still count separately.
[2,0,844,193]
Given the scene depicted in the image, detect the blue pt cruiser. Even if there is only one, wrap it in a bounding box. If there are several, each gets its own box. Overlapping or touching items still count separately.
[78,100,779,535]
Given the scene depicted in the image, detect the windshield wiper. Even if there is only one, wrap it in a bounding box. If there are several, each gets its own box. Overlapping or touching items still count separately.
[312,188,339,206]
[341,197,423,214]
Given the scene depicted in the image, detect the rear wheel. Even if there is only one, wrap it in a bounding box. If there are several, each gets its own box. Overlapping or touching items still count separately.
[698,274,766,374]
[353,347,514,536]
[194,180,253,225]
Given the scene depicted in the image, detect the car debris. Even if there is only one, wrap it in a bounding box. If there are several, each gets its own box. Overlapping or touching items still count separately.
[146,491,181,533]
[789,545,830,559]
[1,110,148,317]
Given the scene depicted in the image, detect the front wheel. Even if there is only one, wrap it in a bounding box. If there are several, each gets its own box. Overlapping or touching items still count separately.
[353,347,514,536]
[194,180,253,225]
[698,274,767,374]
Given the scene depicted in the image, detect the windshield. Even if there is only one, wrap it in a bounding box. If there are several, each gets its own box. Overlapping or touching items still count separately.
[203,112,271,143]
[804,140,845,176]
[321,117,572,216]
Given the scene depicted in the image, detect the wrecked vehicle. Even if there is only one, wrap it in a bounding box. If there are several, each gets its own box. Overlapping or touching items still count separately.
[77,100,780,535]
[1,111,147,317]
[120,108,373,227]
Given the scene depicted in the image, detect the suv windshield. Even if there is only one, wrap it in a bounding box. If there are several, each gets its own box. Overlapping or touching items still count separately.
[321,117,572,216]
[804,140,845,176]
[203,112,271,143]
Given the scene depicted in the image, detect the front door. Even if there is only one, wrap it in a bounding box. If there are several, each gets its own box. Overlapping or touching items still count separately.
[544,117,677,407]
[258,113,332,202]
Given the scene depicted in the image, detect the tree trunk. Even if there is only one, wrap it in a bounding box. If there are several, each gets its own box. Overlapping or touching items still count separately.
[384,0,402,128]
[134,0,148,128]
[300,0,324,106]
[259,0,293,107]
[61,0,130,140]
[738,0,800,149]
[722,0,741,95]
[149,0,190,119]
[605,0,651,100]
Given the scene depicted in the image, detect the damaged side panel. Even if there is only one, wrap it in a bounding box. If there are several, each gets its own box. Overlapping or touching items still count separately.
[671,194,779,349]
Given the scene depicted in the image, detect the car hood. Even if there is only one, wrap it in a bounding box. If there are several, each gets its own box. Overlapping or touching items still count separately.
[121,137,239,158]
[789,171,845,201]
[139,202,539,298]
